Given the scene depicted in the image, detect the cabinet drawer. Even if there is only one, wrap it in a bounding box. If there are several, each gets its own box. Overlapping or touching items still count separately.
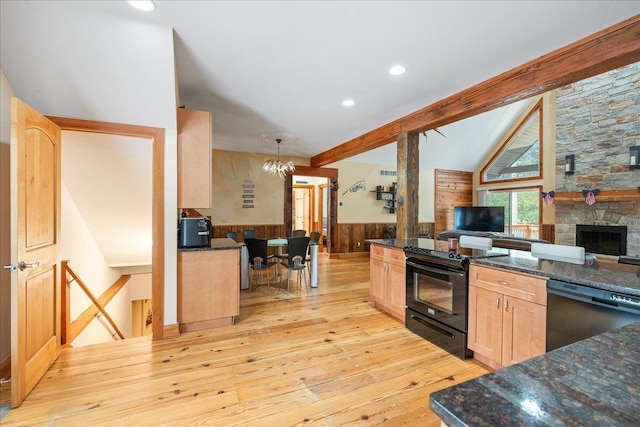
[469,265,547,305]
[370,244,386,261]
[384,247,406,267]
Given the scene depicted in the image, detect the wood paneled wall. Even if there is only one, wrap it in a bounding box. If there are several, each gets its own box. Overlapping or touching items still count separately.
[434,169,473,238]
[337,222,435,253]
[540,224,555,244]
[213,224,286,242]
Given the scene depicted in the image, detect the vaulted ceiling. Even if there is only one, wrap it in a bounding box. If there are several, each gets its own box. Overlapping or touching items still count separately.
[1,1,639,169]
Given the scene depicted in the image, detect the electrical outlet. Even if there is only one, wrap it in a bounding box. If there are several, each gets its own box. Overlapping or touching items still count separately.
[357,241,361,248]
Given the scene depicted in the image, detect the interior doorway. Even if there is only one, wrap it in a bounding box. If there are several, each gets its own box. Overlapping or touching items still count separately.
[61,130,153,347]
[47,116,165,341]
[285,166,338,254]
[293,185,314,233]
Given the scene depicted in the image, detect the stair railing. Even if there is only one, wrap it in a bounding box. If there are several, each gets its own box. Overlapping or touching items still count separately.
[61,260,130,345]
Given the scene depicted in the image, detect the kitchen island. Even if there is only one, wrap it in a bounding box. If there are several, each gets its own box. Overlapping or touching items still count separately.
[367,238,640,425]
[430,320,640,426]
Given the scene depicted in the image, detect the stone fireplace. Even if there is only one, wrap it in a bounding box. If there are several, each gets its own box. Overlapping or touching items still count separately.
[576,224,627,256]
[554,61,640,257]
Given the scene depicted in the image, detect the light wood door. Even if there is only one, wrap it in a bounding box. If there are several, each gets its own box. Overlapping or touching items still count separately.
[468,285,503,367]
[502,297,546,366]
[369,257,385,305]
[10,98,62,407]
[293,186,313,233]
[386,262,406,322]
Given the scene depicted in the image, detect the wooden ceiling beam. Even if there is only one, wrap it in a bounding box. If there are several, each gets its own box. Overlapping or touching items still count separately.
[310,14,640,167]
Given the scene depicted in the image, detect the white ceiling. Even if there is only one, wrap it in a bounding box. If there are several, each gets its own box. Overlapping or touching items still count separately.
[1,1,639,169]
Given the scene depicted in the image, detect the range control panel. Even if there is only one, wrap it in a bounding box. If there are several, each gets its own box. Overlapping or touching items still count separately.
[611,293,640,307]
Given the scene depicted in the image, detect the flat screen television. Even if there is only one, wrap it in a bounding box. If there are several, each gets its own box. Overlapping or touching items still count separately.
[453,206,505,232]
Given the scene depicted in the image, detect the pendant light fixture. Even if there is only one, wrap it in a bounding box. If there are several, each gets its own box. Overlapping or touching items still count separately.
[261,133,296,179]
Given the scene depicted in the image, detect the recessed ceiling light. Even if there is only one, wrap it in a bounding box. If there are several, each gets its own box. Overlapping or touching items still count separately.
[128,1,156,12]
[389,65,407,76]
[342,99,355,107]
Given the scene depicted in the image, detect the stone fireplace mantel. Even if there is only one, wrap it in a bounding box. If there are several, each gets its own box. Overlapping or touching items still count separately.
[553,188,640,203]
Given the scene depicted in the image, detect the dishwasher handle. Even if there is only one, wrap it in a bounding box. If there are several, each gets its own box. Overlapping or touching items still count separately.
[547,279,640,314]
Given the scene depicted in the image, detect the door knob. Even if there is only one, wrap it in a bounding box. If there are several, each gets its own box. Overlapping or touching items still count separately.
[20,261,40,270]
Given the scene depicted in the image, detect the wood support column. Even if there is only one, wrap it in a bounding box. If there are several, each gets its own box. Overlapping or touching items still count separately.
[396,132,419,239]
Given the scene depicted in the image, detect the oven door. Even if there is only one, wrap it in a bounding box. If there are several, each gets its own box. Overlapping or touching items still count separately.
[406,259,468,332]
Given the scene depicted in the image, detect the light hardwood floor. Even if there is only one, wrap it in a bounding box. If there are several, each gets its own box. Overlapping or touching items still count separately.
[3,255,489,426]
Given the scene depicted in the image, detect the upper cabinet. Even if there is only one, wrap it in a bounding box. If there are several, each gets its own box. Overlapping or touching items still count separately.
[177,108,212,208]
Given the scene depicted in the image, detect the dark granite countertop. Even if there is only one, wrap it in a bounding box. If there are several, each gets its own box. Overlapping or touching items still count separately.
[178,237,242,252]
[474,251,640,297]
[366,238,640,297]
[430,321,640,426]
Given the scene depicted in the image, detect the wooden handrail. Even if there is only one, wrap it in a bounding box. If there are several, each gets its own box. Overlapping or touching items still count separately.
[61,261,130,345]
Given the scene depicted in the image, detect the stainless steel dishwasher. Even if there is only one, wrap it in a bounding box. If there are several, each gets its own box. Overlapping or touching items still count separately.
[546,279,640,351]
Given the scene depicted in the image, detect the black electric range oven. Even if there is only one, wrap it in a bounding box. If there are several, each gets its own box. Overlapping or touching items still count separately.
[404,245,508,359]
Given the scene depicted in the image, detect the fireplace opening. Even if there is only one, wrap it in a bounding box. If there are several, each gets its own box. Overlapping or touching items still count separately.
[576,225,627,256]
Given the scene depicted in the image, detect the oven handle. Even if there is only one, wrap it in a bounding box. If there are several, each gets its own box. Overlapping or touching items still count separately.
[406,261,466,279]
[410,315,455,338]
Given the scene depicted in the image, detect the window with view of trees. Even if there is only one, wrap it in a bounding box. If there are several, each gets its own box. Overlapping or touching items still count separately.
[481,102,542,184]
[487,188,540,239]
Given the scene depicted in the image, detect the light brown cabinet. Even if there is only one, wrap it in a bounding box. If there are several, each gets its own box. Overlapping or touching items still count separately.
[177,248,239,332]
[370,245,406,322]
[177,108,212,208]
[468,264,546,370]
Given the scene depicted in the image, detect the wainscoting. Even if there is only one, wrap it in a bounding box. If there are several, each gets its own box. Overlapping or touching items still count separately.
[337,222,435,253]
[212,223,435,255]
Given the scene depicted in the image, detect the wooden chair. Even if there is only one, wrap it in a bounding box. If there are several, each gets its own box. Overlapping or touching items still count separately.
[244,238,276,293]
[280,236,310,293]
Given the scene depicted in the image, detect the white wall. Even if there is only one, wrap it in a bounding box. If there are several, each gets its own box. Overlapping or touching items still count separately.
[329,160,435,223]
[0,68,16,364]
[61,184,128,347]
[0,4,180,327]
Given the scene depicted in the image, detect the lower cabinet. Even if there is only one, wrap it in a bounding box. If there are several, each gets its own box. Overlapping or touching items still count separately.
[177,248,240,333]
[468,264,546,369]
[370,245,406,322]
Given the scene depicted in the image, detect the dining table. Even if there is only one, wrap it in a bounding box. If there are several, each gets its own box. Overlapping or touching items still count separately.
[267,238,318,288]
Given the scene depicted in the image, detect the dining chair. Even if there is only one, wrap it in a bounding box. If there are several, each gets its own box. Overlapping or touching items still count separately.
[280,236,310,293]
[226,232,238,242]
[292,229,307,237]
[243,229,257,239]
[244,238,276,293]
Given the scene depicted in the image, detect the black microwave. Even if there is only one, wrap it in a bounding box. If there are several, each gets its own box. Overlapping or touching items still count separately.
[178,217,212,248]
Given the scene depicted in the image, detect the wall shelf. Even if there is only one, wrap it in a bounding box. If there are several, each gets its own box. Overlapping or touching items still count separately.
[372,186,397,213]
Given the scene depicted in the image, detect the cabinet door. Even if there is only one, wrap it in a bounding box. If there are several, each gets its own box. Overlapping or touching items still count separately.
[468,285,503,367]
[370,257,385,304]
[502,297,546,366]
[177,108,212,208]
[386,262,406,322]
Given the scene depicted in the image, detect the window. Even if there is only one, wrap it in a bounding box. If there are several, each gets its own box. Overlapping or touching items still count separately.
[481,102,542,184]
[487,188,540,238]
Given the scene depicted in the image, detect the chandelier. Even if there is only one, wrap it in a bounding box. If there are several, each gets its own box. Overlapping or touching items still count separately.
[261,133,296,179]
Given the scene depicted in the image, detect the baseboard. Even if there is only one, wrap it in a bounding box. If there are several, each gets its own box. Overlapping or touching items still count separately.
[162,324,180,339]
[0,357,10,380]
